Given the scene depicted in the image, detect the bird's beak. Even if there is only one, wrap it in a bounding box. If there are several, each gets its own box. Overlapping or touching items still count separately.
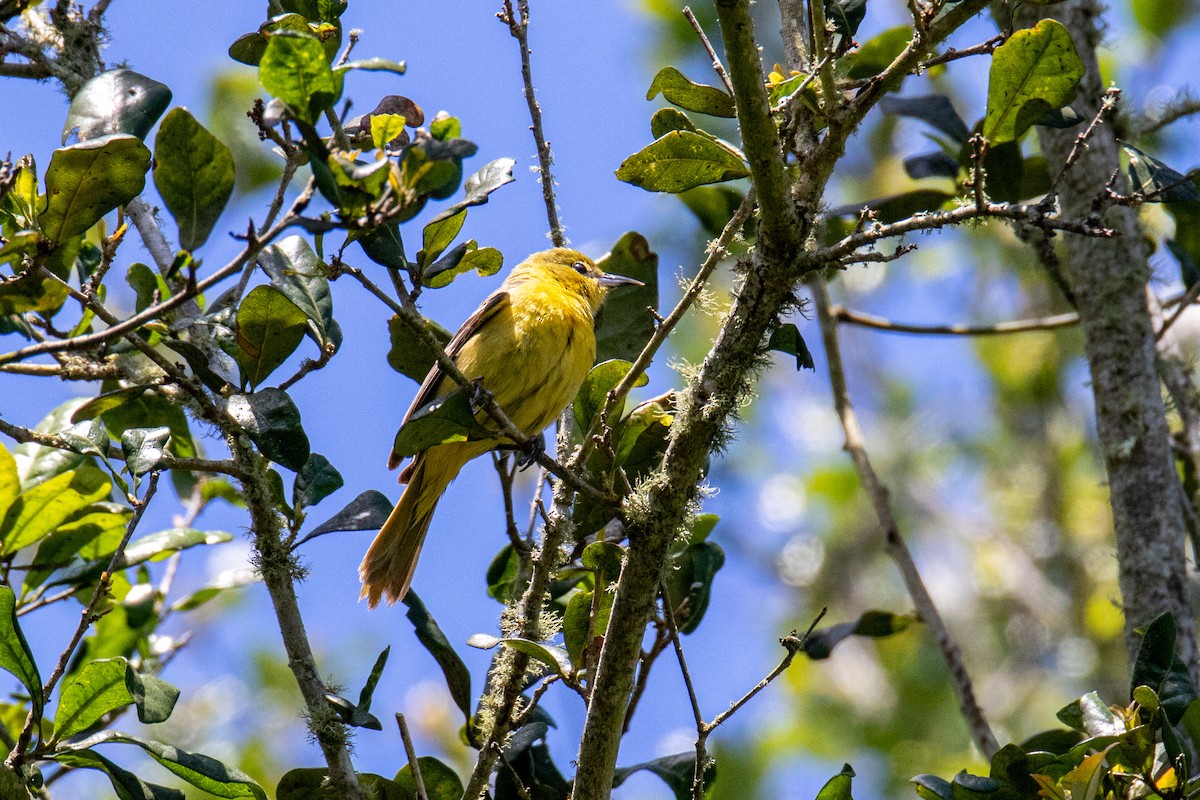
[598,272,644,288]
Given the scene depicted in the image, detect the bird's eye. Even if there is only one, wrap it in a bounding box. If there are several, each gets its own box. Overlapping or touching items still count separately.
[572,261,588,275]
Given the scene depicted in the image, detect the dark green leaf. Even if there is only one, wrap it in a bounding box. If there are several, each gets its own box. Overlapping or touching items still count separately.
[495,743,569,800]
[277,769,405,800]
[1131,612,1198,723]
[679,185,748,236]
[153,108,235,250]
[803,610,915,659]
[878,95,970,144]
[467,633,573,678]
[418,209,465,270]
[1017,729,1084,755]
[650,107,698,138]
[616,131,748,193]
[296,490,393,547]
[1035,106,1085,129]
[258,235,338,349]
[983,19,1084,143]
[394,757,463,800]
[1056,691,1122,736]
[356,222,407,269]
[15,400,91,486]
[292,454,343,511]
[40,135,151,243]
[824,0,867,38]
[767,323,815,371]
[121,427,170,479]
[646,66,735,118]
[259,34,338,124]
[128,671,180,725]
[403,591,472,720]
[386,314,452,383]
[54,749,185,800]
[235,285,308,388]
[904,151,960,180]
[1168,238,1200,290]
[595,232,660,362]
[1122,143,1200,202]
[614,393,675,470]
[226,389,311,470]
[424,241,503,289]
[356,646,389,714]
[912,775,954,800]
[425,157,516,225]
[63,69,172,144]
[0,587,41,722]
[664,541,725,634]
[64,732,266,798]
[390,388,491,459]
[613,752,716,800]
[126,262,170,313]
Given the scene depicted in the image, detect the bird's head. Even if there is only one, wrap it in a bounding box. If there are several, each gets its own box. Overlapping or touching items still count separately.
[519,248,644,314]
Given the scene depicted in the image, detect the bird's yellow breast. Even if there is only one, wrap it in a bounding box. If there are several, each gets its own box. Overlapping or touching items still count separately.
[454,278,597,438]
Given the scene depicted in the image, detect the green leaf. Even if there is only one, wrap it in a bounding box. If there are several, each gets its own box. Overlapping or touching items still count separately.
[646,66,735,118]
[128,671,180,725]
[616,131,748,193]
[16,400,91,486]
[390,388,492,459]
[403,592,472,720]
[0,465,111,554]
[1122,143,1200,202]
[394,757,462,800]
[595,232,660,362]
[838,26,910,80]
[277,769,404,800]
[983,19,1085,144]
[47,527,232,589]
[817,765,856,800]
[54,749,185,800]
[40,135,151,243]
[296,490,393,547]
[120,427,170,479]
[803,610,915,659]
[74,388,197,462]
[564,541,624,668]
[768,323,815,370]
[613,392,675,470]
[357,221,408,269]
[64,732,267,799]
[467,633,572,678]
[418,209,466,270]
[679,185,747,236]
[292,454,343,511]
[423,241,502,289]
[1130,612,1198,723]
[0,442,20,519]
[335,57,407,76]
[226,389,311,471]
[22,502,130,593]
[1056,691,1122,736]
[574,360,649,437]
[0,587,41,723]
[650,107,698,138]
[356,646,389,715]
[63,69,172,144]
[259,33,338,124]
[613,753,716,800]
[53,658,134,742]
[153,108,235,251]
[258,235,339,349]
[235,285,309,388]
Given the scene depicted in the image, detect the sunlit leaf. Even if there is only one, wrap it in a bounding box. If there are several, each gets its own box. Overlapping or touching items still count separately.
[646,66,735,117]
[153,108,235,250]
[40,135,151,243]
[616,131,748,193]
[983,19,1084,143]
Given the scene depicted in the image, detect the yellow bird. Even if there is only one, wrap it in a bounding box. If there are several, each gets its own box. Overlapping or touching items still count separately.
[360,248,642,607]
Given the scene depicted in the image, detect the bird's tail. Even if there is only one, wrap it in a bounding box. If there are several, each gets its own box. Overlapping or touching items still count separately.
[359,451,458,607]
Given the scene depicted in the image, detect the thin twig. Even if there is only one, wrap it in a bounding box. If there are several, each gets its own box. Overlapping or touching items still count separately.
[811,277,999,757]
[499,0,565,246]
[578,191,757,468]
[1052,87,1120,194]
[832,305,1079,336]
[7,472,161,768]
[395,714,429,800]
[683,7,734,95]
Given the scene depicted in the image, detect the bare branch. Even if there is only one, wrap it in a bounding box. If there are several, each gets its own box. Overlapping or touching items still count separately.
[811,277,998,757]
[832,305,1080,336]
[683,7,734,95]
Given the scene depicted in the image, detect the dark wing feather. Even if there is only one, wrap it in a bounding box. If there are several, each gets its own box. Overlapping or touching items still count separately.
[388,290,510,472]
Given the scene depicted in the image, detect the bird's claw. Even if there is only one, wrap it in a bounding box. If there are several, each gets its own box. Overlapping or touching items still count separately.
[516,434,545,470]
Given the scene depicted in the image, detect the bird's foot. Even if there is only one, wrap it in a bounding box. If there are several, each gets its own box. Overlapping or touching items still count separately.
[515,433,545,470]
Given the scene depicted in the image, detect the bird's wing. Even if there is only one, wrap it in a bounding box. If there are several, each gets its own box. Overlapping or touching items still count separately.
[388,289,510,472]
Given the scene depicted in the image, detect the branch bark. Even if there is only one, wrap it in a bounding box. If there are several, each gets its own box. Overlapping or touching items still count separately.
[1018,0,1198,680]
